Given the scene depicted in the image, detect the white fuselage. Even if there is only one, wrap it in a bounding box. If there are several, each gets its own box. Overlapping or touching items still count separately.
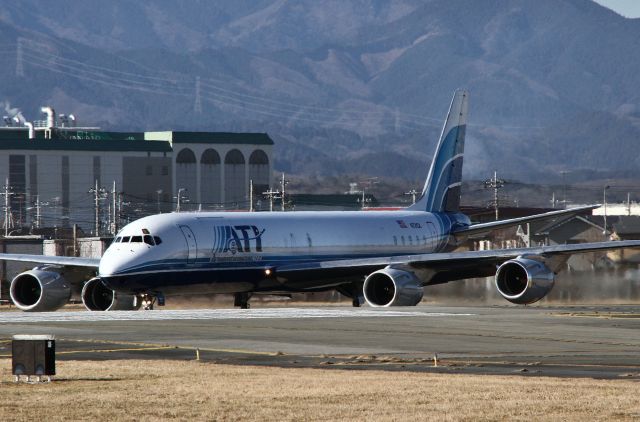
[99,210,468,295]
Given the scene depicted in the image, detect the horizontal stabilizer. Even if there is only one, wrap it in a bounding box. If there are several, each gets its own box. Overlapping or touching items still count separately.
[451,205,599,239]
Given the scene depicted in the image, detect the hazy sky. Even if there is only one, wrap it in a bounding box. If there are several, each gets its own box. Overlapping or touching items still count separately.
[593,0,640,18]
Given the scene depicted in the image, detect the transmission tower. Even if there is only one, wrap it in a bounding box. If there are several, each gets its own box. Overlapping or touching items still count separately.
[194,76,202,114]
[483,171,506,221]
[15,38,24,78]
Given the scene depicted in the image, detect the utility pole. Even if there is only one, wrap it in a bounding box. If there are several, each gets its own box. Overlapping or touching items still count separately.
[262,188,280,212]
[249,180,254,212]
[118,192,124,225]
[560,170,569,209]
[2,178,14,237]
[34,195,41,229]
[483,171,506,221]
[280,173,289,212]
[176,188,187,212]
[111,181,118,235]
[404,189,419,204]
[156,190,163,214]
[627,192,631,216]
[89,180,106,236]
[107,197,111,235]
[603,185,610,239]
[359,177,379,209]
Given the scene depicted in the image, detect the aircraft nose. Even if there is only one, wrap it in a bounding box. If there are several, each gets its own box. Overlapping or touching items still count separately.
[99,258,123,277]
[99,250,132,276]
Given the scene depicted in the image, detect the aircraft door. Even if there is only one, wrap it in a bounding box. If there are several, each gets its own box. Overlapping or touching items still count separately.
[179,225,198,264]
[425,222,437,251]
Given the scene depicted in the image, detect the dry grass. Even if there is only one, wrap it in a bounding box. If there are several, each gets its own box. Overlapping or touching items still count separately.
[0,359,639,421]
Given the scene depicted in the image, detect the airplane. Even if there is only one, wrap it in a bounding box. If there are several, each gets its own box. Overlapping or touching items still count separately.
[2,90,640,312]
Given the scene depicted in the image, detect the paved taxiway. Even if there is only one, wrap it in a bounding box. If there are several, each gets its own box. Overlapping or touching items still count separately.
[0,304,638,379]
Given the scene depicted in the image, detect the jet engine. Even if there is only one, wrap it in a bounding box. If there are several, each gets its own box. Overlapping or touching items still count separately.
[9,268,71,312]
[363,267,424,307]
[81,278,139,311]
[495,257,555,305]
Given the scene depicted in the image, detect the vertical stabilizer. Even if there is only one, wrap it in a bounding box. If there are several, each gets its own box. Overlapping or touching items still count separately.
[408,90,468,213]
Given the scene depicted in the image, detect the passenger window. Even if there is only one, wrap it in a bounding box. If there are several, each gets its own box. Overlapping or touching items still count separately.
[122,236,131,243]
[131,236,142,243]
[153,236,162,245]
[143,235,155,246]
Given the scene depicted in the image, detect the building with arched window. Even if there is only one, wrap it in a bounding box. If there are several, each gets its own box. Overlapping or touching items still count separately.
[0,127,274,232]
[145,131,274,211]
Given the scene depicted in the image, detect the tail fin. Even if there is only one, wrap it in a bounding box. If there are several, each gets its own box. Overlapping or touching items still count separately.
[408,89,468,213]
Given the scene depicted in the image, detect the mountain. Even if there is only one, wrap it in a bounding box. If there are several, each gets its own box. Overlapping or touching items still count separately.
[0,0,639,184]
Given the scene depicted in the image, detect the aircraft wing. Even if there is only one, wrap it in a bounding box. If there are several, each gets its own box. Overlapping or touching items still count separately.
[452,205,599,239]
[275,240,640,284]
[0,253,100,268]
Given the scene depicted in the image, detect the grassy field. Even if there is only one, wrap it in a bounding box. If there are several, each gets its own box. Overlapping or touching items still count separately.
[1,359,639,421]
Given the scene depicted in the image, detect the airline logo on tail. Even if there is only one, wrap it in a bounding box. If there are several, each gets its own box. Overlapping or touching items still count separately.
[409,90,468,214]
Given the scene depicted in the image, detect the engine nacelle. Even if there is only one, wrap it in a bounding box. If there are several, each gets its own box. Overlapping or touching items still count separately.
[10,269,71,312]
[495,257,555,305]
[363,267,424,307]
[81,278,140,311]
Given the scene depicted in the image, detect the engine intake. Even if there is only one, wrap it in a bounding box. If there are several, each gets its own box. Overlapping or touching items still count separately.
[363,267,424,307]
[82,278,139,311]
[495,257,555,305]
[10,269,71,312]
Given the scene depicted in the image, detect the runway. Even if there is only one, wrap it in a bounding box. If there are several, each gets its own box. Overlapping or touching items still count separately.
[0,307,474,322]
[0,304,638,379]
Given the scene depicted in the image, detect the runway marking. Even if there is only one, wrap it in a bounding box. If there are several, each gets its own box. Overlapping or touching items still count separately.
[0,308,475,323]
[554,312,640,319]
[63,338,280,357]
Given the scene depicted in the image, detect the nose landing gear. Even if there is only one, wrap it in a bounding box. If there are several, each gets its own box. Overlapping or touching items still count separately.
[138,292,165,310]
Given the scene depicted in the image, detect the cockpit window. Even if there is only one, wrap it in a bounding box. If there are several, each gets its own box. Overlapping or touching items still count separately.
[131,236,143,243]
[143,235,155,246]
[122,236,131,243]
[153,236,162,245]
[114,237,122,243]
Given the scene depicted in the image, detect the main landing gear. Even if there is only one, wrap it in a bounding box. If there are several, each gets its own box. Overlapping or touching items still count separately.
[234,292,252,309]
[337,283,364,307]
